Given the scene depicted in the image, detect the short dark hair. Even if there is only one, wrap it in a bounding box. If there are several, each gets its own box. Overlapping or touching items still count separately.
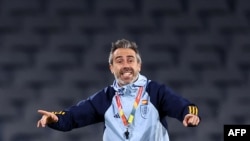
[108,39,142,64]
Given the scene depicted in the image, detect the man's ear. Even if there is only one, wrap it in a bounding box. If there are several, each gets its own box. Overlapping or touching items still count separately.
[138,63,142,72]
[109,64,113,74]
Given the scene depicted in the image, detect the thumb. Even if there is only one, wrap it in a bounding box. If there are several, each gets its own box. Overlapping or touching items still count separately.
[183,114,192,127]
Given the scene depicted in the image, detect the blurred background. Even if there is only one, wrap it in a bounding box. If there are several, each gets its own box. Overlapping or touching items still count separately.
[0,0,250,141]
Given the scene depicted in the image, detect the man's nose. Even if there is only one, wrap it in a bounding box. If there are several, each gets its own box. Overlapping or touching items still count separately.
[122,67,130,71]
[122,61,130,67]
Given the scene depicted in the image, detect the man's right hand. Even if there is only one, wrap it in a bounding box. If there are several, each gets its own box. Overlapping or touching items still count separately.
[37,110,58,128]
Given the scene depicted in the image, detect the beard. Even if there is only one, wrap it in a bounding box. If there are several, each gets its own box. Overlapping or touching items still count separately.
[114,67,139,86]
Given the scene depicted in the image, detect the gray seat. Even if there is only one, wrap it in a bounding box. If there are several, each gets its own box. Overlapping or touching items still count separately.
[0,51,30,69]
[202,68,244,87]
[181,33,226,70]
[0,16,20,34]
[189,0,228,14]
[142,0,182,14]
[236,0,250,14]
[36,50,78,69]
[181,84,222,119]
[95,0,134,14]
[47,33,88,52]
[3,33,43,52]
[0,97,17,122]
[209,14,248,34]
[228,34,250,70]
[13,68,57,88]
[1,0,41,15]
[155,67,197,89]
[40,85,83,106]
[161,15,203,33]
[196,119,223,141]
[48,0,89,16]
[218,86,250,124]
[167,117,198,141]
[180,47,222,70]
[24,16,64,34]
[3,119,46,141]
[61,67,112,93]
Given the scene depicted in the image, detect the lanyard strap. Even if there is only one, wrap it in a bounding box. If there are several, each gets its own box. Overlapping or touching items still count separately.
[115,86,143,127]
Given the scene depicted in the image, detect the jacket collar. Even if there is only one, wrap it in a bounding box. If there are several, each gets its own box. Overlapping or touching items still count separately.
[112,74,147,96]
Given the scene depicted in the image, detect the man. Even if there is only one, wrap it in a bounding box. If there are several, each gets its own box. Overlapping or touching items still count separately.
[37,39,200,141]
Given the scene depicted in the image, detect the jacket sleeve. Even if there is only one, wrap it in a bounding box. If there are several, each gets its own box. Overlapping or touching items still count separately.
[48,86,115,131]
[147,81,199,122]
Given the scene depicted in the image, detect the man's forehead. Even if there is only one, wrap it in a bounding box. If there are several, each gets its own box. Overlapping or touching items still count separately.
[113,48,136,56]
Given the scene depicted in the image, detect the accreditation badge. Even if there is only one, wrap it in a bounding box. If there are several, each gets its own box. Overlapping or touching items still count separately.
[140,100,149,119]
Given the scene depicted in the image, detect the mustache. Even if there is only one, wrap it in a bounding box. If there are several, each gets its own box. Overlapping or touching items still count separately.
[120,67,134,74]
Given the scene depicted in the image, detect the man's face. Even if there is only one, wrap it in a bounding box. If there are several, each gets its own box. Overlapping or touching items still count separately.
[109,48,141,86]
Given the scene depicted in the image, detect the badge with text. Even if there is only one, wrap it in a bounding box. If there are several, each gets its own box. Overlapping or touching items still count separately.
[224,124,250,141]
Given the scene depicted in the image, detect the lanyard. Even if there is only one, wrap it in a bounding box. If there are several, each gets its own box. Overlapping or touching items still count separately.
[115,86,143,127]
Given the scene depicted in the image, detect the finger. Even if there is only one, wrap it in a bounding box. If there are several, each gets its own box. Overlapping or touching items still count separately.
[38,110,51,116]
[183,114,192,126]
[183,119,189,127]
[39,116,48,127]
[183,121,188,127]
[188,116,200,126]
[38,110,58,121]
[188,117,194,124]
[194,117,200,125]
[191,116,199,124]
[37,120,45,128]
[37,120,41,128]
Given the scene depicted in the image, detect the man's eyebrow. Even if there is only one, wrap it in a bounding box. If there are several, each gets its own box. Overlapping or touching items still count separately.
[126,55,135,59]
[115,55,134,60]
[114,56,123,60]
